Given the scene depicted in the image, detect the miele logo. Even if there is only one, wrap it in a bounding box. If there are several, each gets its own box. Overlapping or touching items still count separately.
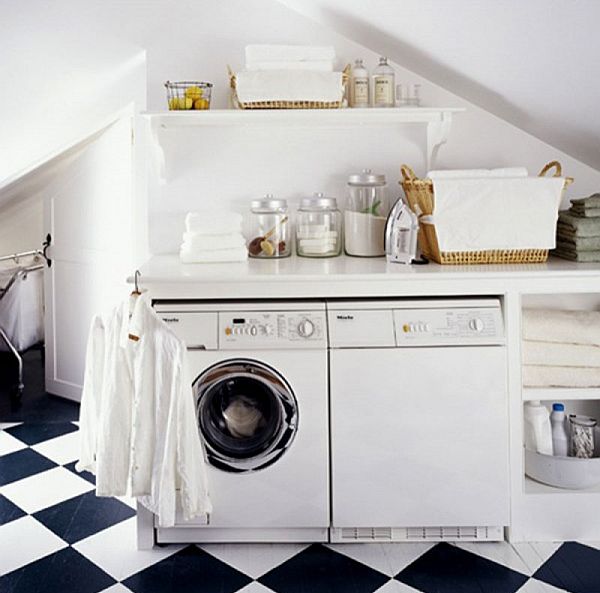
[336,314,355,320]
[161,317,180,323]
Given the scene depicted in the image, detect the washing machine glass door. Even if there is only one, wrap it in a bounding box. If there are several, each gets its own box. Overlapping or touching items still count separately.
[194,359,298,473]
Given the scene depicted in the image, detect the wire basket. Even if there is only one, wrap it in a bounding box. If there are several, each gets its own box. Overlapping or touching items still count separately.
[164,81,213,110]
[400,161,574,265]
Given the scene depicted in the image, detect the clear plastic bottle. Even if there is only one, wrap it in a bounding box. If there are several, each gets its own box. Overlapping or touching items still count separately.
[350,59,369,108]
[550,402,569,457]
[372,57,395,107]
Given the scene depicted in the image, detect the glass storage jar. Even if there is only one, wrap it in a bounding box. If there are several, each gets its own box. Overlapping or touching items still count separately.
[247,195,290,259]
[296,193,342,258]
[345,169,389,257]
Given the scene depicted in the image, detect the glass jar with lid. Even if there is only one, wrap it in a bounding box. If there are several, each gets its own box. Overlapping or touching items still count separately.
[247,195,290,259]
[345,169,389,257]
[296,193,342,258]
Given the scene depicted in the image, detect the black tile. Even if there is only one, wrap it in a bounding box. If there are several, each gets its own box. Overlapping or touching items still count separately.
[33,489,135,544]
[0,546,115,593]
[259,543,389,593]
[63,460,96,485]
[533,541,600,593]
[0,448,57,486]
[124,545,252,593]
[0,494,26,525]
[5,422,78,445]
[395,542,528,593]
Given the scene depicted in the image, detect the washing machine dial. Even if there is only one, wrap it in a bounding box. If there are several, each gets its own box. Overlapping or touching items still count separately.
[297,318,315,338]
[468,318,484,332]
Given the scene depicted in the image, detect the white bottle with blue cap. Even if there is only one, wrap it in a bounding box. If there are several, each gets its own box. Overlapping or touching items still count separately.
[551,402,569,457]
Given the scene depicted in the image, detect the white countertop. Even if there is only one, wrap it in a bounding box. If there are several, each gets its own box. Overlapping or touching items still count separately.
[135,254,600,300]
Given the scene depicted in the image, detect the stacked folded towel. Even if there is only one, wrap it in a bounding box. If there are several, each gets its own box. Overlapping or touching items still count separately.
[180,211,247,263]
[522,308,600,387]
[236,45,343,104]
[554,193,600,262]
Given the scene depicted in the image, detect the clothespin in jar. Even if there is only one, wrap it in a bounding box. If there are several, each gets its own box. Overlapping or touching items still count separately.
[129,270,143,341]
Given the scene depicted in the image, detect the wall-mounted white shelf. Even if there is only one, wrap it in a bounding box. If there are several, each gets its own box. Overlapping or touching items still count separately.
[522,388,600,402]
[141,107,465,171]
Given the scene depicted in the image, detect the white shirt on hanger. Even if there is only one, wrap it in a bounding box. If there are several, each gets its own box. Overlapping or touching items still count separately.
[76,293,212,527]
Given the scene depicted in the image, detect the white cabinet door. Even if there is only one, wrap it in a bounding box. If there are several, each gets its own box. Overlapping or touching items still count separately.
[44,117,135,401]
[330,346,509,528]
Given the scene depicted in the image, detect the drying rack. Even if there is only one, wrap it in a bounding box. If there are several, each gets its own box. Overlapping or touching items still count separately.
[0,245,50,400]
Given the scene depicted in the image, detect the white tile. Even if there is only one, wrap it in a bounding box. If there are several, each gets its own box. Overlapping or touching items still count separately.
[325,542,433,577]
[516,577,569,592]
[0,515,67,574]
[74,517,182,581]
[98,585,134,593]
[0,466,94,513]
[455,541,530,575]
[236,583,277,593]
[0,430,27,456]
[374,580,422,593]
[511,542,562,575]
[0,422,22,430]
[199,542,309,579]
[31,430,80,465]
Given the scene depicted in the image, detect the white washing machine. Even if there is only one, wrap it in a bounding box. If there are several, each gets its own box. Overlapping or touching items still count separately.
[140,301,329,545]
[328,298,510,543]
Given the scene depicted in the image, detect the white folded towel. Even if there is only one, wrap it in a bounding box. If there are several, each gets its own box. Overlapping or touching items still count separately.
[429,177,564,251]
[245,45,335,64]
[235,70,343,103]
[522,309,600,347]
[185,211,242,235]
[180,246,248,264]
[181,232,245,251]
[246,60,334,72]
[427,167,529,179]
[522,340,600,368]
[523,365,600,388]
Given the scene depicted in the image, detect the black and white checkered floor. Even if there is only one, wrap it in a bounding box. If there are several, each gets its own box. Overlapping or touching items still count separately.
[2,422,600,593]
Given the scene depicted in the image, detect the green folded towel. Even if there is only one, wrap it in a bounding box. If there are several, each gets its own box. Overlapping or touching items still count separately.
[553,248,600,262]
[556,236,600,251]
[571,193,600,208]
[557,211,600,237]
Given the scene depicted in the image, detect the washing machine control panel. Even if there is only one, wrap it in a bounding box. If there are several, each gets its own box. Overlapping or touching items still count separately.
[394,306,504,346]
[220,311,326,349]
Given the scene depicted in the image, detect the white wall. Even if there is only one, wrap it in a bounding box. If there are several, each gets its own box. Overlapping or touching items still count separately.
[3,0,599,255]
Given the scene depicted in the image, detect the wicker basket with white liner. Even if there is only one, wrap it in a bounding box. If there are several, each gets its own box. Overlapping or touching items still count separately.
[228,65,350,110]
[400,161,574,264]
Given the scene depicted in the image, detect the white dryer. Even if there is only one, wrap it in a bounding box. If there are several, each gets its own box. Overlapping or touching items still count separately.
[144,301,329,544]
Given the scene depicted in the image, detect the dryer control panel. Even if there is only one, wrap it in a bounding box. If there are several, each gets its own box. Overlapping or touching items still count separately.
[220,311,326,349]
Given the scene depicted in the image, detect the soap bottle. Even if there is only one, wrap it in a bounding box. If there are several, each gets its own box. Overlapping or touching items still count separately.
[524,400,553,455]
[550,402,569,456]
[372,57,395,107]
[350,59,369,108]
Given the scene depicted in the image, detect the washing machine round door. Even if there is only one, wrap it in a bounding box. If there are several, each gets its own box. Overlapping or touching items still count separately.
[194,359,298,473]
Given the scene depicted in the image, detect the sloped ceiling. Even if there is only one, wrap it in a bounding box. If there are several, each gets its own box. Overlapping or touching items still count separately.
[280,0,600,171]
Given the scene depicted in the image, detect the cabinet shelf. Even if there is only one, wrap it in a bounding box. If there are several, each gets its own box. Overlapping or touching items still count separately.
[522,388,600,402]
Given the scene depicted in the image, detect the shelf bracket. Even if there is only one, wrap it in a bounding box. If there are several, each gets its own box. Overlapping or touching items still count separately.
[426,111,453,171]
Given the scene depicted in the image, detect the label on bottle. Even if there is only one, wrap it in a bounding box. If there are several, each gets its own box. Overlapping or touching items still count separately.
[352,78,369,106]
[374,75,394,106]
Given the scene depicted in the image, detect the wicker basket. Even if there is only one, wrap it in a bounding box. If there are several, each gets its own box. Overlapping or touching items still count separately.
[227,65,350,110]
[400,161,574,265]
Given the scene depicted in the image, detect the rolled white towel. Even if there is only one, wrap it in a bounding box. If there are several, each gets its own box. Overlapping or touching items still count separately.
[522,309,600,347]
[523,365,600,388]
[182,232,246,251]
[185,211,242,235]
[522,340,600,368]
[246,60,334,72]
[235,70,343,103]
[245,44,335,64]
[427,167,528,179]
[180,246,247,264]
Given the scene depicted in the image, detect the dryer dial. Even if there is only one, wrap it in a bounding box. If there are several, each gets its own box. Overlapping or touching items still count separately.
[297,318,315,338]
